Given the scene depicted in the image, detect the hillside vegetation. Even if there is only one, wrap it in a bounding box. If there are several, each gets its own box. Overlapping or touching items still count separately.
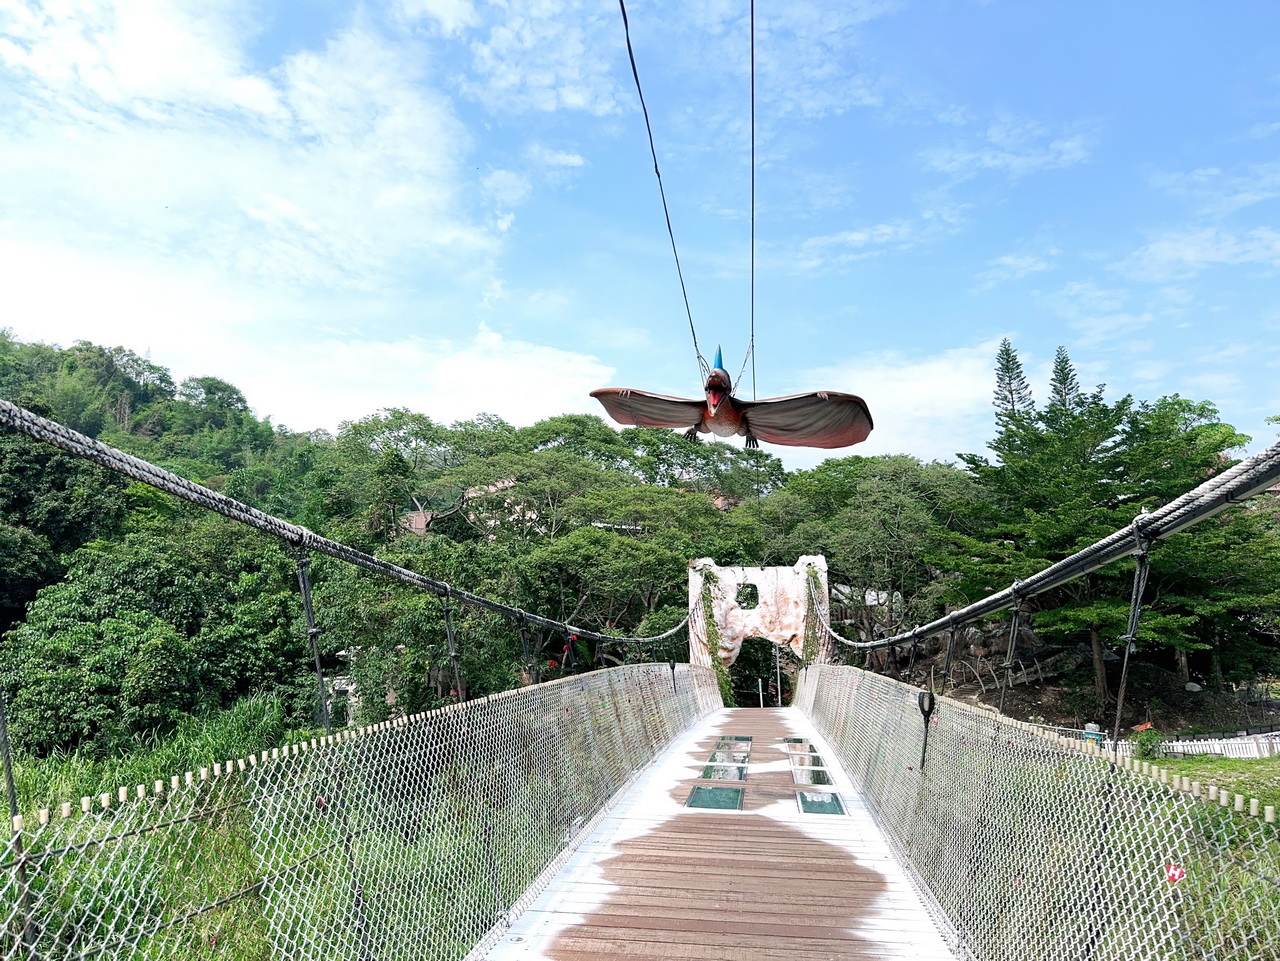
[2,330,1279,782]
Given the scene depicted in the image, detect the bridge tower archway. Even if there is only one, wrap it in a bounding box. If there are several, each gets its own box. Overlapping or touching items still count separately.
[687,555,836,668]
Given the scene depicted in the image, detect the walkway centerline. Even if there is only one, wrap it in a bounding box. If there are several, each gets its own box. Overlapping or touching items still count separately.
[482,707,955,961]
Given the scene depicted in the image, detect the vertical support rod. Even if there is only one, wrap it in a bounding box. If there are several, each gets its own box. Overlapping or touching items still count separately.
[294,551,332,735]
[940,624,959,694]
[997,605,1021,715]
[442,594,465,701]
[0,689,35,958]
[517,616,532,683]
[1112,542,1153,745]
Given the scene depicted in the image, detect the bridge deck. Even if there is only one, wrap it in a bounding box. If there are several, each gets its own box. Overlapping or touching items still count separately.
[483,707,955,961]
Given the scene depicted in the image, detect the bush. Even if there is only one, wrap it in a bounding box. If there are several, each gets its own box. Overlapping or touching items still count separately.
[1130,728,1166,760]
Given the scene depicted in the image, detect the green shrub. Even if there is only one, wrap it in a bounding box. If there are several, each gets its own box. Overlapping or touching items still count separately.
[1130,728,1165,760]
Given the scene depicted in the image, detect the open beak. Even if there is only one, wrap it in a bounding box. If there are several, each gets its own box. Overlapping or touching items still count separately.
[706,389,726,414]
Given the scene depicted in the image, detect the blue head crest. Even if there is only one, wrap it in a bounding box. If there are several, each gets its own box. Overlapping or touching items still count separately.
[713,346,723,371]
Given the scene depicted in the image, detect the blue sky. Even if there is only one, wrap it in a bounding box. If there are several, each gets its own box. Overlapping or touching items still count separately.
[2,0,1279,469]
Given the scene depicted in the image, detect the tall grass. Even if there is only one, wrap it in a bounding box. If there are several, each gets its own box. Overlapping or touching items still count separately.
[1160,754,1280,809]
[10,694,321,815]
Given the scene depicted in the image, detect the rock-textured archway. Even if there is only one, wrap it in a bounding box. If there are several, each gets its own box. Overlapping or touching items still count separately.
[688,556,833,667]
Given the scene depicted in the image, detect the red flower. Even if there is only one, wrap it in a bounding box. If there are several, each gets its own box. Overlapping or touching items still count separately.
[547,659,558,669]
[1165,864,1186,883]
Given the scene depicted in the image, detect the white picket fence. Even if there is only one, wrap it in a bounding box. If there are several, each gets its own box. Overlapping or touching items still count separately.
[1038,724,1280,759]
[1160,735,1280,759]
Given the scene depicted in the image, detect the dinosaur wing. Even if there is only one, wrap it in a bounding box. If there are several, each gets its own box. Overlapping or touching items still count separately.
[740,391,873,449]
[591,388,705,429]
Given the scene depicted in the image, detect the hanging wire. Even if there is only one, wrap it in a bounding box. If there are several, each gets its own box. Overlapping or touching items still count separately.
[748,0,758,399]
[733,0,758,396]
[617,0,709,381]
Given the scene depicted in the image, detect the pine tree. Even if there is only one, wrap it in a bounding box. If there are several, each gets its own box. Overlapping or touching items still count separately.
[992,338,1034,422]
[1048,345,1080,410]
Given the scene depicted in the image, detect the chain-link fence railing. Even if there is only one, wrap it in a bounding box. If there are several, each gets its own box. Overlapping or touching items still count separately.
[795,664,1280,961]
[1,663,720,961]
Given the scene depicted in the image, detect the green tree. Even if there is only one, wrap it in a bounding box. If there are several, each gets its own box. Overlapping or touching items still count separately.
[959,342,1264,708]
[746,455,979,644]
[3,604,198,756]
[993,336,1034,424]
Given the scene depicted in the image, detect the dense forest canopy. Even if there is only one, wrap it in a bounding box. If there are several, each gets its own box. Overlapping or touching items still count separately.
[1,329,1278,760]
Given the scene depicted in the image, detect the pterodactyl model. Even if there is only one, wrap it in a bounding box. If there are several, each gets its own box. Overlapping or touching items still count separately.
[591,348,873,450]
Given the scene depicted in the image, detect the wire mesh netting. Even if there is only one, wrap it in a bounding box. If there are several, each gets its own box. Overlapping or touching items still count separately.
[795,664,1280,961]
[0,663,720,961]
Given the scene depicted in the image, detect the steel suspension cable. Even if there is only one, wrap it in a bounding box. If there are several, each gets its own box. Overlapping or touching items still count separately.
[617,0,708,381]
[814,434,1280,652]
[0,398,688,646]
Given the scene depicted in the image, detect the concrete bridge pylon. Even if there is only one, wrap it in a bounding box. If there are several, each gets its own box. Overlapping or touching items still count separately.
[687,555,835,668]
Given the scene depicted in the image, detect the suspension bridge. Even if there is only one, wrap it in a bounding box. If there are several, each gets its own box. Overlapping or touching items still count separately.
[3,397,1280,961]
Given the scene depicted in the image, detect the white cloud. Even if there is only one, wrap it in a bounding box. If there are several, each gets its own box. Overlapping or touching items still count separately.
[1042,281,1153,346]
[483,168,531,206]
[1130,360,1171,382]
[291,323,614,431]
[526,143,586,167]
[783,339,1002,467]
[462,0,622,116]
[974,251,1055,289]
[0,235,285,395]
[923,118,1092,180]
[675,1,893,123]
[0,0,282,117]
[1186,371,1242,400]
[395,0,480,36]
[1117,227,1280,282]
[0,234,613,432]
[1152,161,1280,216]
[794,221,918,271]
[0,5,497,293]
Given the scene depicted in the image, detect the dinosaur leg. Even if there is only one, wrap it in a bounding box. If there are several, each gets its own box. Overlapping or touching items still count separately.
[683,427,703,443]
[744,432,759,450]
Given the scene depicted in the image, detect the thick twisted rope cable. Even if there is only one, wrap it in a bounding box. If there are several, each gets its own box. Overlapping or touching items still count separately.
[0,399,688,646]
[814,433,1280,651]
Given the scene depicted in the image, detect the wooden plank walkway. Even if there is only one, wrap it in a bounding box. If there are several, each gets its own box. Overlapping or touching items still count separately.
[482,707,956,961]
